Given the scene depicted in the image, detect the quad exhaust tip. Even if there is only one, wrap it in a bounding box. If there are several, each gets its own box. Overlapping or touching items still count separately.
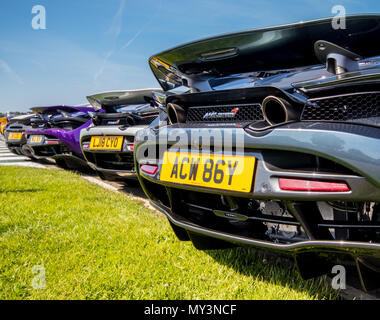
[167,103,186,124]
[262,96,299,126]
[167,97,298,125]
[126,116,135,126]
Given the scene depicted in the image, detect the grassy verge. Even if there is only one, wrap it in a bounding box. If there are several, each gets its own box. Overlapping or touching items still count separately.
[0,167,338,299]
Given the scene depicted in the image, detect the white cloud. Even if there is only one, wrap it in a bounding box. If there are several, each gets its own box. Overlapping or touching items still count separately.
[94,50,114,82]
[107,0,126,39]
[0,59,24,85]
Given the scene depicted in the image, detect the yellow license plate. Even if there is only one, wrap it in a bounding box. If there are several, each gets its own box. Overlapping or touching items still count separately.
[90,136,124,151]
[160,151,256,193]
[8,132,22,141]
[29,135,44,144]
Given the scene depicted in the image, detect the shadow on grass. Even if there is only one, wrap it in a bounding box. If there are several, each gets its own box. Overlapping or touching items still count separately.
[89,175,148,200]
[205,246,337,299]
[120,182,149,199]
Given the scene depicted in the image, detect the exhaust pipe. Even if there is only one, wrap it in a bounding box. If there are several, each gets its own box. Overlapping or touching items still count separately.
[126,116,135,126]
[262,96,299,125]
[167,103,186,124]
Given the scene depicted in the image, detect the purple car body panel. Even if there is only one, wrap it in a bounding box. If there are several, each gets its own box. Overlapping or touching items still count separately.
[26,121,91,156]
[26,105,96,158]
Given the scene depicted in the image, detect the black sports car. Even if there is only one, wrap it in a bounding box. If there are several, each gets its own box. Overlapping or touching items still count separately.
[135,15,380,291]
[4,113,46,158]
[80,89,162,181]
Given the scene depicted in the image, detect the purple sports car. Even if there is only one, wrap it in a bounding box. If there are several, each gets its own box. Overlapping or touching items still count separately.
[25,105,96,168]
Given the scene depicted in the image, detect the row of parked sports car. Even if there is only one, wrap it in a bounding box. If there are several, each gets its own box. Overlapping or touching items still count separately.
[3,89,162,182]
[3,15,380,292]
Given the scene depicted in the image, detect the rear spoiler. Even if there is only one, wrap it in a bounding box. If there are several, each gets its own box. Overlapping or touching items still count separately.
[86,88,163,110]
[7,113,38,125]
[149,14,380,91]
[8,113,37,121]
[30,105,93,114]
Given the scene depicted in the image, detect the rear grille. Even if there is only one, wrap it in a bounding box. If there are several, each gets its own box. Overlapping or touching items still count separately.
[169,189,308,244]
[84,152,135,171]
[152,185,380,244]
[302,92,380,123]
[186,103,264,123]
[96,115,157,126]
[32,144,68,157]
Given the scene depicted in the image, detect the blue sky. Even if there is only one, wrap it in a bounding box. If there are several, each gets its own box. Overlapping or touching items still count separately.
[0,0,379,112]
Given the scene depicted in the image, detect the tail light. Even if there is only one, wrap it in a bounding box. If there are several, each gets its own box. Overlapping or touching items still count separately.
[122,138,135,152]
[46,140,60,145]
[279,178,350,192]
[140,164,158,175]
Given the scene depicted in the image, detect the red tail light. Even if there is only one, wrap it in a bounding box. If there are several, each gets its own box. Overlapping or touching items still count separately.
[46,140,59,145]
[140,164,158,175]
[279,178,350,192]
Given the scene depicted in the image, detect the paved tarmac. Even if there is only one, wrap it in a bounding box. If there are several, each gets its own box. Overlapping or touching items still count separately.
[0,136,45,168]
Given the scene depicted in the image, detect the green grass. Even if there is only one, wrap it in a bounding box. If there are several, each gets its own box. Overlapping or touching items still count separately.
[0,167,338,300]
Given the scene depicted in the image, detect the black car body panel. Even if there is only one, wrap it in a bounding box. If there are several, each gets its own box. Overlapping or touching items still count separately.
[136,15,380,290]
[4,113,45,157]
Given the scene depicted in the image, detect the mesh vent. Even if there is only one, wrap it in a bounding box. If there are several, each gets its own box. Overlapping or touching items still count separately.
[88,153,135,171]
[302,92,380,122]
[186,103,264,122]
[98,115,157,126]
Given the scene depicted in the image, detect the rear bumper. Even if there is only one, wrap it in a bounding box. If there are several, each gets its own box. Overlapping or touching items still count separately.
[135,122,380,283]
[5,129,27,149]
[52,153,88,165]
[152,200,380,256]
[152,199,380,290]
[135,122,380,201]
[28,142,67,159]
[80,125,147,175]
[6,143,25,153]
[86,160,136,176]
